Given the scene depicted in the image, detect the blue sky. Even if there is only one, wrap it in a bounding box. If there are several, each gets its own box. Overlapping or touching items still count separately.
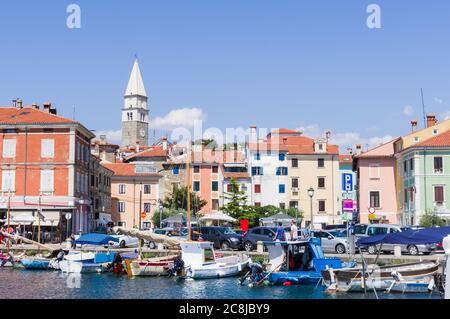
[1,0,450,150]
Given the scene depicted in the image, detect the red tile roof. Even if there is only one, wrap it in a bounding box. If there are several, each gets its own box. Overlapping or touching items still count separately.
[413,130,450,148]
[339,155,353,163]
[102,163,162,177]
[0,107,76,124]
[223,172,250,179]
[125,146,168,160]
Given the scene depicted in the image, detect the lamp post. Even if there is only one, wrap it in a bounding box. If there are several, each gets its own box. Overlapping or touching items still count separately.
[308,187,314,230]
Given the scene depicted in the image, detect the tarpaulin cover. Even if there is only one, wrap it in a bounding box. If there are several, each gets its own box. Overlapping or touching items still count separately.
[356,226,450,247]
[74,233,119,245]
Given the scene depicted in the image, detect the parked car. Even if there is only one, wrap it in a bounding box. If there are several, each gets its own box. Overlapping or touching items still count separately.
[91,227,139,248]
[233,229,247,235]
[242,226,292,252]
[311,230,349,254]
[323,224,347,231]
[355,223,437,255]
[192,226,243,250]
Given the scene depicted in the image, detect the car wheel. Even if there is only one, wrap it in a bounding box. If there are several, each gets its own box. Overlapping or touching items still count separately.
[335,244,346,254]
[148,241,156,249]
[408,245,419,255]
[119,240,126,248]
[221,241,231,250]
[244,241,254,252]
[367,245,378,255]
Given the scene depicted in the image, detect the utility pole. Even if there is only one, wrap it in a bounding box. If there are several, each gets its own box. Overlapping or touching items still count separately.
[38,195,41,255]
[139,182,143,230]
[6,191,11,253]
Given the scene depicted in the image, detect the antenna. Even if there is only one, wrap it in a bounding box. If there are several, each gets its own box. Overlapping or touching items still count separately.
[421,88,426,129]
[73,105,76,120]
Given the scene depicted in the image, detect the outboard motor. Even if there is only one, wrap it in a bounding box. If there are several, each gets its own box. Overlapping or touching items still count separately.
[240,261,265,287]
[168,256,185,277]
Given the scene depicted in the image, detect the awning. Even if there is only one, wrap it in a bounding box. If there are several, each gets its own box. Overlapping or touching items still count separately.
[32,211,60,227]
[198,212,236,223]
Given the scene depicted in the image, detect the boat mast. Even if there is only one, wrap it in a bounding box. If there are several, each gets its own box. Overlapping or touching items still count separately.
[6,191,11,253]
[186,141,191,242]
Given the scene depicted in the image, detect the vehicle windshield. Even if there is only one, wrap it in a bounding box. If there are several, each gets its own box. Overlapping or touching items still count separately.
[329,231,346,238]
[400,227,412,232]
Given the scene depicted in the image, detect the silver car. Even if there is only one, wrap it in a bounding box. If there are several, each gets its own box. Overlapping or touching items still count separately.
[355,224,437,255]
[311,230,349,254]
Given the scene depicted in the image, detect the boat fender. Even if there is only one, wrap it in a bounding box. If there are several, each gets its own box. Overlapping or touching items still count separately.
[283,281,292,286]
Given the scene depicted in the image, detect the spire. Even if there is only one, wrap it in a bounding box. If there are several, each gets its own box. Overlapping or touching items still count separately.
[125,59,147,97]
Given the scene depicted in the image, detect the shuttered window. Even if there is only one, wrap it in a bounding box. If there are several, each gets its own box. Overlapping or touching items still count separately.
[2,139,16,158]
[1,170,15,192]
[434,186,444,204]
[41,139,55,158]
[40,170,54,192]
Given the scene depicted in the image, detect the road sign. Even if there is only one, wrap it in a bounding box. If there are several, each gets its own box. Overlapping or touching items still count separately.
[342,173,353,191]
[65,213,72,220]
[140,212,147,219]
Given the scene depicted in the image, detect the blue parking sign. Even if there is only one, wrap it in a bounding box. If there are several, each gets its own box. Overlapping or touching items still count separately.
[342,173,353,191]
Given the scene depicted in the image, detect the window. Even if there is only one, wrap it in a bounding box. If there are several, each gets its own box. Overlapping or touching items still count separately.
[370,191,380,208]
[144,203,151,213]
[289,201,298,209]
[193,166,200,173]
[117,221,127,227]
[144,184,151,194]
[255,202,261,207]
[118,202,126,213]
[414,137,420,143]
[279,184,285,193]
[2,139,16,158]
[433,129,439,135]
[434,186,444,204]
[318,158,325,168]
[276,167,288,176]
[227,184,233,192]
[118,184,126,194]
[212,199,219,211]
[318,144,323,150]
[410,158,414,172]
[1,170,15,192]
[251,167,263,176]
[291,178,299,188]
[291,158,298,168]
[41,139,54,158]
[212,181,219,192]
[193,181,200,192]
[369,163,380,179]
[90,174,95,187]
[403,161,408,175]
[255,153,261,161]
[254,184,261,193]
[279,153,286,161]
[212,166,219,174]
[354,224,368,235]
[434,157,443,173]
[318,177,325,188]
[172,166,180,175]
[40,170,54,192]
[318,200,326,212]
[279,203,286,209]
[367,227,388,236]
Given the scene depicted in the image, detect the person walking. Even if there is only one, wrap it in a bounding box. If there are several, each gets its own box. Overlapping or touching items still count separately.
[273,222,286,241]
[290,220,299,241]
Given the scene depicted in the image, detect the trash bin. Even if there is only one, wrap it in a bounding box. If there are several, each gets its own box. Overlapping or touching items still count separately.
[257,241,264,253]
[394,245,402,257]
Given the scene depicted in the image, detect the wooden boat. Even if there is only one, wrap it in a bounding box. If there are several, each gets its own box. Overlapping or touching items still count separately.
[181,241,249,279]
[124,255,178,277]
[321,261,439,293]
[60,252,116,274]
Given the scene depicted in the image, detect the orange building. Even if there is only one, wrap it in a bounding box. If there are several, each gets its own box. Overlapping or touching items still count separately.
[0,102,95,240]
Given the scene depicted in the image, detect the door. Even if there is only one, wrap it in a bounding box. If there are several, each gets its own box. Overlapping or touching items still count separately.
[211,228,222,248]
[262,228,275,242]
[320,231,334,252]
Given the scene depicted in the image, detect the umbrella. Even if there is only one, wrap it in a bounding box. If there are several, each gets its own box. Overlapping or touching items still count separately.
[198,212,236,223]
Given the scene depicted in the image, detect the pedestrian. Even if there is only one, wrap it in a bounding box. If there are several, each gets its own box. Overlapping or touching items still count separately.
[273,222,286,241]
[290,220,299,241]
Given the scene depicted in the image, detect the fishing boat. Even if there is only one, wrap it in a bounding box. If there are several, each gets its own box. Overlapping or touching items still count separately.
[124,255,179,277]
[60,252,117,273]
[322,261,439,293]
[242,238,356,286]
[181,241,249,279]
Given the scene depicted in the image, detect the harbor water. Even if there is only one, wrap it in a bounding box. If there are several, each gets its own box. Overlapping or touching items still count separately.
[0,268,442,299]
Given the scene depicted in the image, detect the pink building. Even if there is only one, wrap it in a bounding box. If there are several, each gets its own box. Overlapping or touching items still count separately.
[354,139,400,224]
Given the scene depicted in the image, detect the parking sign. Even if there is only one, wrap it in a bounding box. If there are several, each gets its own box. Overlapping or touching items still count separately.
[342,173,353,191]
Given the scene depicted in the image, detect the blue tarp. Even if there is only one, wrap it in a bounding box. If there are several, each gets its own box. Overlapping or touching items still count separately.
[74,233,119,245]
[356,226,450,247]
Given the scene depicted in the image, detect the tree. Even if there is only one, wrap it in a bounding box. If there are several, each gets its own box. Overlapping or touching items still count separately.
[221,178,248,219]
[152,208,187,229]
[419,210,447,227]
[161,186,207,216]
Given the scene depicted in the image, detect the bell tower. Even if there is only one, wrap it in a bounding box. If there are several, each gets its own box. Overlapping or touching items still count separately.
[122,59,149,147]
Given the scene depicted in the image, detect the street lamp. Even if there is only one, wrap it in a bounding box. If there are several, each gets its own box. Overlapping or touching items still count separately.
[308,187,314,230]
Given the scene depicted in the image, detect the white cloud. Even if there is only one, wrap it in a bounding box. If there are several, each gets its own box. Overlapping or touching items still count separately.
[402,105,414,116]
[94,129,122,145]
[150,107,206,129]
[434,97,444,104]
[442,110,450,120]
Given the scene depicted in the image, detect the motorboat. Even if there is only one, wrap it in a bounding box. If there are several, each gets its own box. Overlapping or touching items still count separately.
[60,252,117,273]
[124,255,180,277]
[242,238,356,286]
[321,261,439,293]
[181,241,249,279]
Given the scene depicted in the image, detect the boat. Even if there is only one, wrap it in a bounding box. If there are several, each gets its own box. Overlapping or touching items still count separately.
[20,257,52,270]
[124,255,179,277]
[0,252,17,267]
[242,238,356,286]
[181,241,249,279]
[60,252,117,274]
[322,261,439,293]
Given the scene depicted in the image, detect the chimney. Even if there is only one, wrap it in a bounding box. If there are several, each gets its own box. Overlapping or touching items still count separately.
[325,131,331,142]
[347,147,353,155]
[282,137,288,144]
[355,144,362,155]
[162,137,168,151]
[411,120,418,132]
[136,141,140,153]
[32,103,39,110]
[16,99,23,109]
[426,113,437,128]
[43,102,52,113]
[250,125,257,143]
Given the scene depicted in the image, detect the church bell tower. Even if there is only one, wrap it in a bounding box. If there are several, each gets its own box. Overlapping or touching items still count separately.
[122,59,149,147]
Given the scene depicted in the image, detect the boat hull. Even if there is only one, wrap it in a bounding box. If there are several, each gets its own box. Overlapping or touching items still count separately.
[124,259,173,277]
[187,260,249,279]
[60,260,109,273]
[20,258,51,270]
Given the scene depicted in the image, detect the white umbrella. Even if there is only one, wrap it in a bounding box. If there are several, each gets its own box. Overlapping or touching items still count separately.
[198,212,236,223]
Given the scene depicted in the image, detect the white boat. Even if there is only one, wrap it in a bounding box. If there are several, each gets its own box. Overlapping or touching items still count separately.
[60,252,116,273]
[181,241,249,279]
